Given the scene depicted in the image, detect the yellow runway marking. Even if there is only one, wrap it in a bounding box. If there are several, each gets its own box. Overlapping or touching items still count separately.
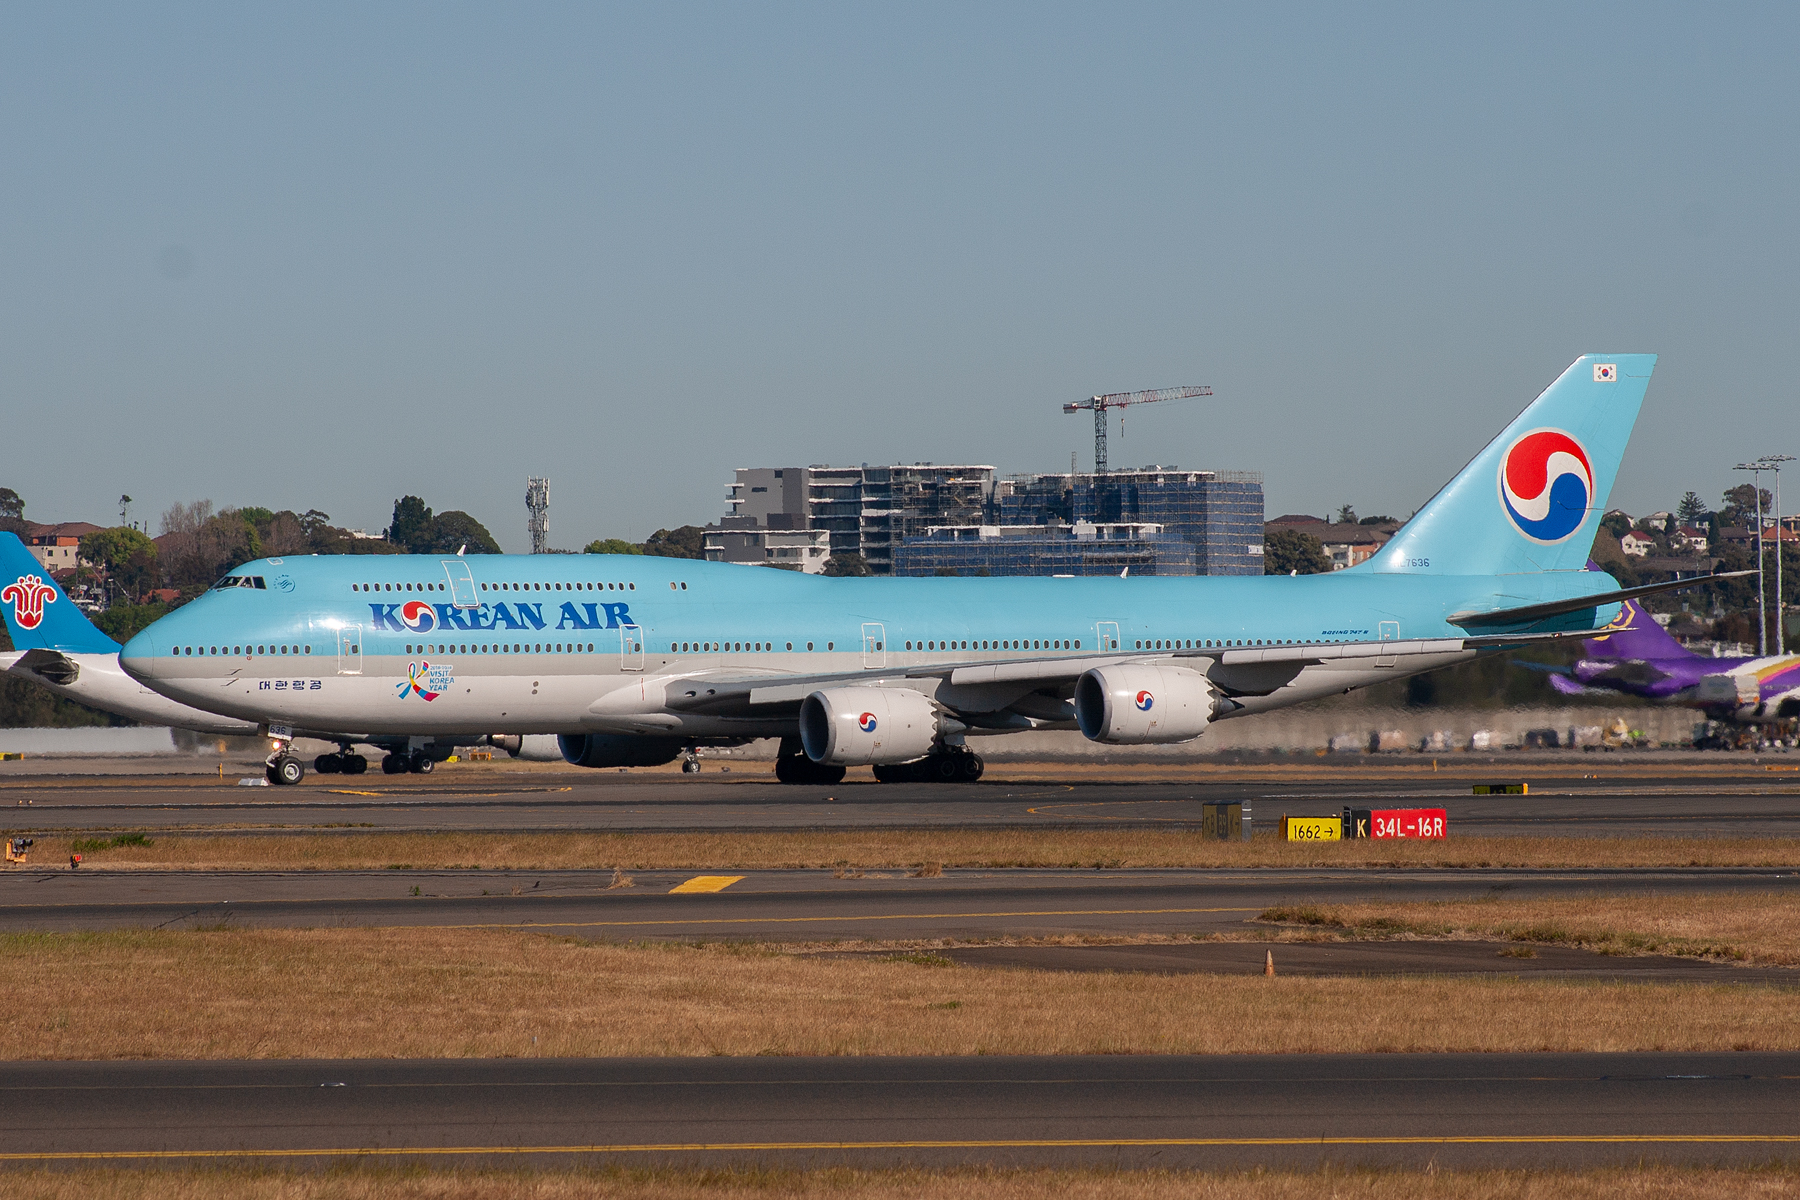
[324,788,574,798]
[432,906,1259,931]
[5,1134,1800,1161]
[668,875,745,894]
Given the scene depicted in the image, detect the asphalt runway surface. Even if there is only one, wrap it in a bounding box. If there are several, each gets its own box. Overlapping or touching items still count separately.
[5,1054,1800,1169]
[5,761,1800,837]
[5,865,1799,962]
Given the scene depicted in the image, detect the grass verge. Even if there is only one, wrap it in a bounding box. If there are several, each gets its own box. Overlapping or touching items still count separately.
[1259,892,1800,966]
[4,927,1798,1059]
[11,829,1800,870]
[3,1165,1800,1199]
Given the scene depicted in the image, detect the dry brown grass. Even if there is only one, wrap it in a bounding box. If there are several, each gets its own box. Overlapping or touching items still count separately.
[4,1166,1799,1200]
[16,829,1800,871]
[1260,892,1800,966]
[3,926,1797,1060]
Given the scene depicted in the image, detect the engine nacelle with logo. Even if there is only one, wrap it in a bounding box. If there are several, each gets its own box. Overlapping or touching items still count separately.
[799,686,940,765]
[1074,664,1217,745]
[557,733,687,769]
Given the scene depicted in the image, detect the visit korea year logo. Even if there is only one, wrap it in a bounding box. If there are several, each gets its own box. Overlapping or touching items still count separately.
[2,575,56,631]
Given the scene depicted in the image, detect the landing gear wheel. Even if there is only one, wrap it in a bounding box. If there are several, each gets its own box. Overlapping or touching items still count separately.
[958,753,985,782]
[775,755,846,785]
[681,756,702,774]
[931,754,961,783]
[343,754,368,775]
[270,756,305,786]
[314,754,342,774]
[381,753,407,775]
[409,753,434,775]
[872,762,904,784]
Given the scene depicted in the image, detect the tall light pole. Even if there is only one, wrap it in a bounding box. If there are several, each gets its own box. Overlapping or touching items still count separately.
[1760,454,1795,655]
[1735,462,1770,656]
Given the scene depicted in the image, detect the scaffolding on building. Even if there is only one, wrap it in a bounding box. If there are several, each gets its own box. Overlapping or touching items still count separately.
[525,477,549,555]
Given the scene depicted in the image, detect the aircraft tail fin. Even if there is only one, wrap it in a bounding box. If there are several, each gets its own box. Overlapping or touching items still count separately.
[0,532,120,653]
[1582,595,1693,661]
[1368,354,1655,577]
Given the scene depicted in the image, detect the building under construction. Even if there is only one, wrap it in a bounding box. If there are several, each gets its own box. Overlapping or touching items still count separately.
[715,462,1263,577]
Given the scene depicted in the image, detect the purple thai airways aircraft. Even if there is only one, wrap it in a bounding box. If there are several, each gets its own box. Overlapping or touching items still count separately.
[1552,593,1800,724]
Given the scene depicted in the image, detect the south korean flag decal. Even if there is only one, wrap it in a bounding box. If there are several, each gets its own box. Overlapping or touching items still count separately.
[1593,363,1617,382]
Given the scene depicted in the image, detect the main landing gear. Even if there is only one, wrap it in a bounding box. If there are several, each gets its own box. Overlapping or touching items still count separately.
[312,748,369,776]
[873,747,984,784]
[772,738,847,785]
[381,751,437,775]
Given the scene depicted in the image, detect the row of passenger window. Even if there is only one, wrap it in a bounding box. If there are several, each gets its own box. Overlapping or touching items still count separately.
[405,642,596,654]
[348,581,636,594]
[177,645,308,656]
[480,581,634,593]
[906,638,1078,652]
[672,641,807,653]
[1134,638,1305,649]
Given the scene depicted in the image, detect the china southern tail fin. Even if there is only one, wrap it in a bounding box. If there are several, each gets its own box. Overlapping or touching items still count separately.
[1368,354,1655,576]
[0,532,119,653]
[1582,595,1693,661]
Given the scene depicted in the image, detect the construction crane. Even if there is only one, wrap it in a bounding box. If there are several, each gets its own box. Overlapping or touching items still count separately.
[1063,386,1212,475]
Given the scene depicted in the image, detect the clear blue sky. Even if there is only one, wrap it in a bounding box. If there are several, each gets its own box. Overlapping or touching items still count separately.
[4,3,1795,550]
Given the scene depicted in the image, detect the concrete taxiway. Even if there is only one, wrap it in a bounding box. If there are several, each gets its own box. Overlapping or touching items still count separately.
[4,762,1800,837]
[4,867,1797,954]
[4,1054,1799,1168]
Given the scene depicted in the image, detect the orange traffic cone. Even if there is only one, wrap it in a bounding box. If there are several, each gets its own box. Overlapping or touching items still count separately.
[1264,950,1275,977]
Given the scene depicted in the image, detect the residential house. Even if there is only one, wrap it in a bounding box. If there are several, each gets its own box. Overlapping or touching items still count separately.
[1619,530,1656,557]
[1670,525,1710,554]
[22,521,105,574]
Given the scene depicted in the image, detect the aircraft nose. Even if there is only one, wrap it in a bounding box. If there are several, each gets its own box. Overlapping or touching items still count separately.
[120,630,158,680]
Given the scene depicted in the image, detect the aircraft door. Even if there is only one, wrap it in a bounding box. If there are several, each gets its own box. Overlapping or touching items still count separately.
[440,560,479,607]
[1376,621,1400,667]
[1095,621,1121,651]
[861,623,886,669]
[620,622,644,672]
[337,626,363,675]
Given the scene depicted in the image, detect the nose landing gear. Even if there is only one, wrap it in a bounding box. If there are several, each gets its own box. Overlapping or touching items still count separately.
[264,732,306,786]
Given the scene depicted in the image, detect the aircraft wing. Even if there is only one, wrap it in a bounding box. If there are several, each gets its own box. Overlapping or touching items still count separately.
[652,628,1568,718]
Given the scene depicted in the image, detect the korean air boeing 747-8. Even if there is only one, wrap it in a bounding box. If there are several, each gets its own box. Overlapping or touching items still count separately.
[112,354,1730,785]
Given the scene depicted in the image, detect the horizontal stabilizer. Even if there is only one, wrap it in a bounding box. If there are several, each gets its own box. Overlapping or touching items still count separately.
[1448,571,1752,628]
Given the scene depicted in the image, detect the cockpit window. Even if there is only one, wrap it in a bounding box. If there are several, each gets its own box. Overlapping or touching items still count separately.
[210,575,267,591]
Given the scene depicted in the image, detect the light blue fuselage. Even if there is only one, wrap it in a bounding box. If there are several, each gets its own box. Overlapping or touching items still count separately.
[119,553,1622,738]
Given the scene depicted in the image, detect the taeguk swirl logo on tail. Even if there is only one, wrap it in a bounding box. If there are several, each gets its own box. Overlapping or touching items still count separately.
[1498,428,1593,544]
[399,600,437,633]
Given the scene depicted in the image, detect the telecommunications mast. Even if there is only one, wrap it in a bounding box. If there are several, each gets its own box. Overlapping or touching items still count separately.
[526,477,550,554]
[1063,386,1212,474]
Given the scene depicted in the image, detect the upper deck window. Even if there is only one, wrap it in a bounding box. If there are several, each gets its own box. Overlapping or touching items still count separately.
[211,575,266,590]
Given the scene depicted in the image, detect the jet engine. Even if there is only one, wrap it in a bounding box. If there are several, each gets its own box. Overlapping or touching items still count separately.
[557,733,687,768]
[798,686,940,765]
[1074,664,1218,745]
